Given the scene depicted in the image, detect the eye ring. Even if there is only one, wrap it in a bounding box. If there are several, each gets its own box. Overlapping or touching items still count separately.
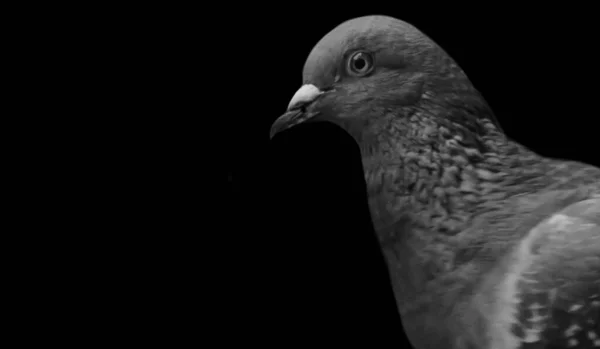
[346,51,374,76]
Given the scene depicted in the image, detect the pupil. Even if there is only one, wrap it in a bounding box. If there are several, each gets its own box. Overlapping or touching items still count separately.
[354,57,365,70]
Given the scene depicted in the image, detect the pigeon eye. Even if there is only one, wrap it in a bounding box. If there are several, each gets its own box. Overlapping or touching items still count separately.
[347,51,373,76]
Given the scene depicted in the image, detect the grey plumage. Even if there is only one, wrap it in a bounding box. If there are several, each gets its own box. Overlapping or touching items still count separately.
[270,15,600,349]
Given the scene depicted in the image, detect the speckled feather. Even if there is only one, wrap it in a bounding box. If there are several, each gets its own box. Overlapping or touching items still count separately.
[270,15,600,349]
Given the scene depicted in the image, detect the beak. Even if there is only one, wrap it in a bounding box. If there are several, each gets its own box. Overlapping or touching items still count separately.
[270,84,324,139]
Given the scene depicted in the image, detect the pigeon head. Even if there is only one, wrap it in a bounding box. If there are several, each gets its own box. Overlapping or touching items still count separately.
[270,15,500,151]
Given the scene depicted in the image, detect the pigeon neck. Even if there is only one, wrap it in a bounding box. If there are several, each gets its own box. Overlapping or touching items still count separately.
[360,116,547,237]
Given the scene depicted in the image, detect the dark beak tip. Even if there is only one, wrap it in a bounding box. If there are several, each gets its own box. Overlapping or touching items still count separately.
[269,110,298,140]
[269,119,285,140]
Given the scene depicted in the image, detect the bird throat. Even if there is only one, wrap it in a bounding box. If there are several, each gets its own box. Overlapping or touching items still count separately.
[361,112,544,241]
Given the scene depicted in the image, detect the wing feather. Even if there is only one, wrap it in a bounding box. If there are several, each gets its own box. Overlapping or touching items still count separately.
[488,197,600,349]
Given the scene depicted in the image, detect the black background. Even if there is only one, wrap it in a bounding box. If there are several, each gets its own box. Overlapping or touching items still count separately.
[223,8,598,348]
[26,5,600,347]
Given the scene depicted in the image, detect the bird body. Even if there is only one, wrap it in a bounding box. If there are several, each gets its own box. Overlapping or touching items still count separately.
[270,15,600,349]
[364,108,600,348]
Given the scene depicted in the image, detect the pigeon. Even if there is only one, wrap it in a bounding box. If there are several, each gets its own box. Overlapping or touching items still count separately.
[270,15,600,349]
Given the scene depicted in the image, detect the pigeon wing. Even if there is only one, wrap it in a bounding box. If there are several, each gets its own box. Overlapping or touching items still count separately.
[489,196,600,349]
